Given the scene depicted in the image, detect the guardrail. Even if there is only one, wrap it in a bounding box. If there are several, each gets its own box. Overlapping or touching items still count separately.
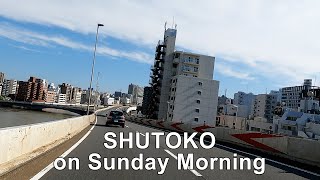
[126,116,320,168]
[0,106,113,175]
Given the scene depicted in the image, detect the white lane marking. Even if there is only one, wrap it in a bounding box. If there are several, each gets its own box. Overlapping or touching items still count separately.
[30,117,98,180]
[164,149,202,177]
[125,125,129,128]
[204,140,320,177]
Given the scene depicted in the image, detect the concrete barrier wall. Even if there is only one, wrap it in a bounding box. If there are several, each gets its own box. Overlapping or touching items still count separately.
[0,114,95,165]
[127,116,320,167]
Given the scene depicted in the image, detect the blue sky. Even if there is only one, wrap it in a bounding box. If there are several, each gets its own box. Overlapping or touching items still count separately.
[1,1,319,97]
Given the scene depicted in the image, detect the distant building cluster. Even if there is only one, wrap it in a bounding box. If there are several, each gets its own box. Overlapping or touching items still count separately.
[217,79,320,140]
[0,71,145,109]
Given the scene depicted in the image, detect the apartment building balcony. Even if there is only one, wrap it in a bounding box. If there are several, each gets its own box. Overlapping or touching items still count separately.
[155,53,165,63]
[156,40,166,52]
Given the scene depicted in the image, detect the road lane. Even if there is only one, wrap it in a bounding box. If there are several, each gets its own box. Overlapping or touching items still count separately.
[38,109,319,180]
[40,108,201,180]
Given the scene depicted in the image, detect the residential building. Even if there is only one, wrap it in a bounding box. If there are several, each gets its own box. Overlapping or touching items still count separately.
[57,93,66,104]
[46,90,57,103]
[218,95,228,106]
[251,94,277,122]
[128,83,144,105]
[0,72,4,84]
[275,111,320,139]
[103,97,115,106]
[16,77,46,102]
[147,26,220,125]
[70,87,82,104]
[219,104,250,118]
[280,79,313,110]
[1,79,18,97]
[46,83,58,103]
[142,87,153,115]
[269,90,281,103]
[114,91,122,98]
[59,83,72,103]
[234,91,256,106]
[80,88,99,105]
[233,91,255,118]
[128,84,135,95]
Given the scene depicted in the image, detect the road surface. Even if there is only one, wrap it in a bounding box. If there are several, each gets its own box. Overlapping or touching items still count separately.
[35,108,320,180]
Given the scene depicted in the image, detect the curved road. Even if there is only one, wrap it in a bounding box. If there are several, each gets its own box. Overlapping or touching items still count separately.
[33,108,320,180]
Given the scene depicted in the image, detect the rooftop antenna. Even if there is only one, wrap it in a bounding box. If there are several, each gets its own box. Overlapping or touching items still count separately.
[175,24,177,29]
[164,21,167,30]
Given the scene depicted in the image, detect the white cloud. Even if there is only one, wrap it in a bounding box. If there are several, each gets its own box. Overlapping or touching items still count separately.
[0,23,153,64]
[0,0,320,84]
[216,63,255,80]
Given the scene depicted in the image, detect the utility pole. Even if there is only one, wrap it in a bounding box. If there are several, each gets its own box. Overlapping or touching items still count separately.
[87,23,104,115]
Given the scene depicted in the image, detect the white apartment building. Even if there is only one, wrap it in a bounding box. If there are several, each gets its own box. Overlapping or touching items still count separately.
[104,97,115,106]
[148,26,219,125]
[280,79,312,110]
[234,91,255,106]
[57,93,66,104]
[220,104,250,118]
[75,91,82,104]
[251,94,277,122]
[1,79,18,96]
[233,91,255,118]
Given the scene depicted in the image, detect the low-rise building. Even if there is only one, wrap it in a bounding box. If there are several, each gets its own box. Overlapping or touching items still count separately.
[1,79,18,97]
[46,90,57,103]
[103,97,115,106]
[57,93,66,104]
[250,94,277,122]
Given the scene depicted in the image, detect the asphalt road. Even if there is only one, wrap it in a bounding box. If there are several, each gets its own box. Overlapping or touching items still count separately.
[37,108,320,180]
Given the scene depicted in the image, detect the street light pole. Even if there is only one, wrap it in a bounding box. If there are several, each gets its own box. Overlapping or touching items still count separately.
[87,23,104,115]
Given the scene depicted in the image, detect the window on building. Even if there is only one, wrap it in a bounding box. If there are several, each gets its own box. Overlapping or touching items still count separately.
[197,91,202,95]
[195,109,200,113]
[194,118,199,122]
[193,75,198,77]
[198,82,202,86]
[196,100,200,104]
[194,67,198,72]
[196,59,199,64]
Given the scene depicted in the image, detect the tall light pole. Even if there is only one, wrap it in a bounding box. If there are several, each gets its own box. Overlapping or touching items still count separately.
[87,23,104,115]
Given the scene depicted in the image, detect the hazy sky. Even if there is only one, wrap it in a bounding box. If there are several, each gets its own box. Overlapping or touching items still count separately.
[0,0,319,97]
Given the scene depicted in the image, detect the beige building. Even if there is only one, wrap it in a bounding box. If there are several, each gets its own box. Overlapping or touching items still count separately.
[46,90,57,103]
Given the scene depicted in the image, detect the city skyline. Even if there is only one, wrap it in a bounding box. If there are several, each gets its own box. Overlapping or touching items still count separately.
[1,1,320,97]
